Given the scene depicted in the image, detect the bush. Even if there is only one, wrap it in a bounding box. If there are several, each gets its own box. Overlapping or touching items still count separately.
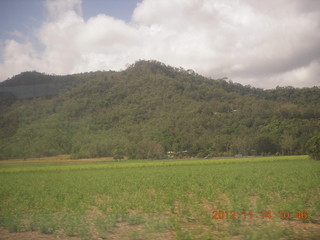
[112,148,124,160]
[306,136,320,160]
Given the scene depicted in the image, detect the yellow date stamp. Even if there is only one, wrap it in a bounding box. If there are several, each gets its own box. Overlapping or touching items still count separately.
[212,210,309,220]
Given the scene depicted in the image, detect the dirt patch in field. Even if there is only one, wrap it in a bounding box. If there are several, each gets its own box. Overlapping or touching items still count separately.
[202,193,232,213]
[106,222,174,240]
[1,218,319,240]
[249,194,260,209]
[0,227,80,240]
[278,219,320,239]
[0,225,174,240]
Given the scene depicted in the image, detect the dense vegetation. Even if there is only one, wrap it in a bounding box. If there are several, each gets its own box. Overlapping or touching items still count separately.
[306,136,320,160]
[0,156,319,239]
[0,60,319,159]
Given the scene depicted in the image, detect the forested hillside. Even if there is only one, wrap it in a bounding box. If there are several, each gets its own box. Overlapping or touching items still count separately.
[0,60,319,159]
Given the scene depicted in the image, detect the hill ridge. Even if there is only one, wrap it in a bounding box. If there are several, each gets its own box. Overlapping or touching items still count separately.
[0,60,319,160]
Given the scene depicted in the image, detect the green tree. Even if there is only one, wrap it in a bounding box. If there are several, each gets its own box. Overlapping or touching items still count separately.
[112,148,124,160]
[306,136,320,160]
[254,136,279,155]
[280,132,295,155]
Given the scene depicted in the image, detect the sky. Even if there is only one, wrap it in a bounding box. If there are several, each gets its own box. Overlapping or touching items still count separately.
[0,0,319,89]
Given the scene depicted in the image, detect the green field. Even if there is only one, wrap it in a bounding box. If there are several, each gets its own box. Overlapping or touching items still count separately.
[0,156,319,239]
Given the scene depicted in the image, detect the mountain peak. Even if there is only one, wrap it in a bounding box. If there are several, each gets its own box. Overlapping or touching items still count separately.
[125,60,197,77]
[0,71,53,87]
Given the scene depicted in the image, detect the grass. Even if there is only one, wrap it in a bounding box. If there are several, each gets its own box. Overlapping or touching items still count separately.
[0,155,319,239]
[0,155,304,173]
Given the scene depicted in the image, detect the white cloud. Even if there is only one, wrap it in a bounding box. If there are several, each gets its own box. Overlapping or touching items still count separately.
[132,0,320,88]
[270,61,320,88]
[0,40,41,80]
[45,0,82,19]
[0,0,319,88]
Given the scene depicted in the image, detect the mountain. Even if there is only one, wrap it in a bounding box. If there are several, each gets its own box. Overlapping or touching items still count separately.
[0,60,319,160]
[0,71,87,99]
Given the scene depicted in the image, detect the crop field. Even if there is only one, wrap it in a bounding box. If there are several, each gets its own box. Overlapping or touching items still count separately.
[0,156,319,240]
